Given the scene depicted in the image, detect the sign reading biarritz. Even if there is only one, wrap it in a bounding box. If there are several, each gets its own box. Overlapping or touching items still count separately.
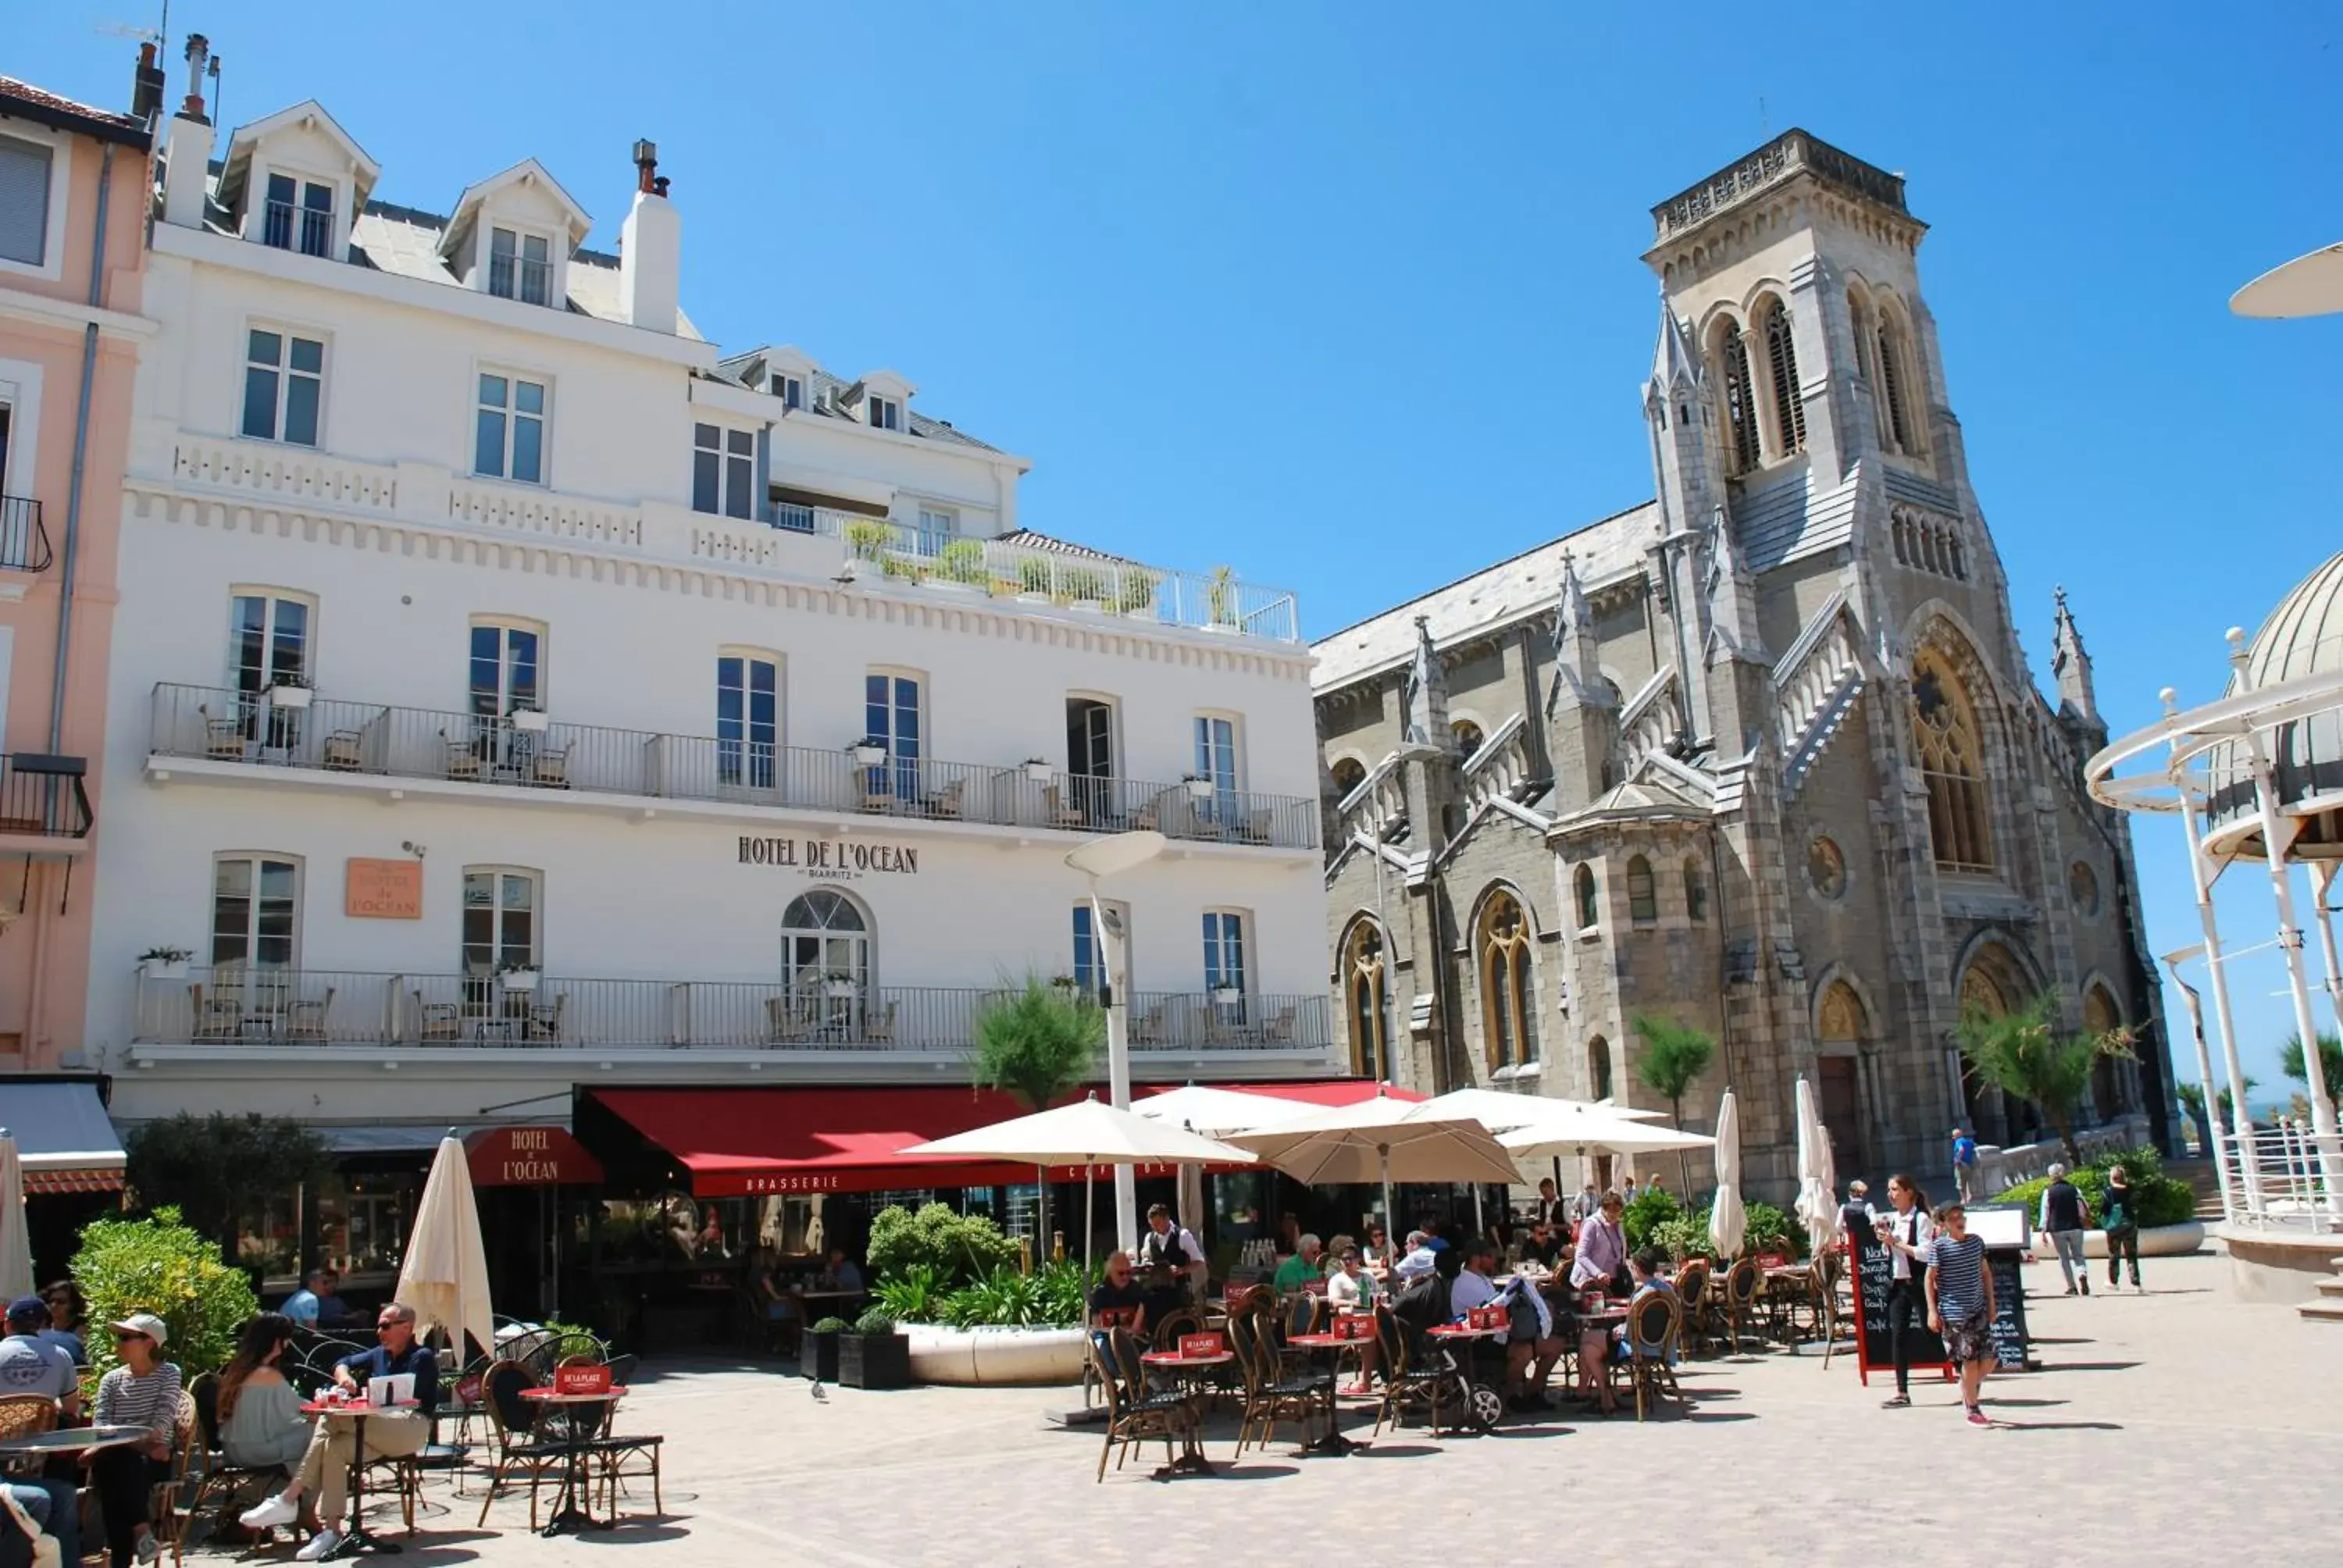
[737,836,921,879]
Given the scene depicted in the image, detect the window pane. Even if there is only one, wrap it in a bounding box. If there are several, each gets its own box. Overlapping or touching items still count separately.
[725,454,754,519]
[692,447,720,514]
[694,423,719,452]
[727,429,754,457]
[270,600,308,682]
[508,630,540,707]
[288,337,323,374]
[282,373,319,447]
[248,330,281,366]
[515,380,544,415]
[478,374,506,408]
[266,173,294,204]
[0,137,53,265]
[522,233,548,263]
[492,230,515,260]
[241,366,280,440]
[510,414,541,483]
[232,597,268,691]
[474,408,505,476]
[301,183,332,213]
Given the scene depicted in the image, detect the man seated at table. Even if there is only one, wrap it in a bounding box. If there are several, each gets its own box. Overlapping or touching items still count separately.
[1519,1219,1565,1272]
[1391,1230,1443,1284]
[1273,1234,1324,1294]
[280,1268,351,1331]
[240,1301,440,1562]
[0,1297,80,1422]
[815,1246,865,1295]
[1450,1238,1564,1412]
[1087,1252,1150,1333]
[1136,1205,1207,1313]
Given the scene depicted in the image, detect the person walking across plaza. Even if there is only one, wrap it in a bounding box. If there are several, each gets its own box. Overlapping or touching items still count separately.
[1923,1203,1995,1427]
[2038,1164,2092,1295]
[2102,1164,2144,1291]
[1875,1175,1934,1409]
[1949,1128,1979,1203]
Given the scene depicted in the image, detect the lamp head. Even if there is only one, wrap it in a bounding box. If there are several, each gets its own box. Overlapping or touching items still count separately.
[1065,830,1166,882]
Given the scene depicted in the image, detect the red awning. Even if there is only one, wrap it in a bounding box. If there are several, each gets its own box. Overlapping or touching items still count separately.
[22,1168,123,1196]
[590,1080,1404,1199]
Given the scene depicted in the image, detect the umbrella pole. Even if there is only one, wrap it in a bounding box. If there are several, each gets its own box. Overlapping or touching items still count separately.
[1474,1184,1485,1237]
[1379,1145,1393,1250]
[1084,1164,1094,1280]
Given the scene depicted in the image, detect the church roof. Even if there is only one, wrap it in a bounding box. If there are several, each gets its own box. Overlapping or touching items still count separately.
[1311,501,1660,692]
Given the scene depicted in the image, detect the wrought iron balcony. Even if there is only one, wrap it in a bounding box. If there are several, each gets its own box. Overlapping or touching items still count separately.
[148,682,1320,850]
[130,965,1331,1054]
[0,754,91,839]
[0,498,54,573]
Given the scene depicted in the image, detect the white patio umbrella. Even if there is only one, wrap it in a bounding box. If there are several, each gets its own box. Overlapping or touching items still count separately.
[1406,1087,1666,1129]
[2231,241,2343,319]
[1131,1084,1318,1138]
[0,1132,32,1303]
[1709,1091,1746,1260]
[395,1134,494,1362]
[1496,1111,1717,1160]
[1792,1078,1841,1260]
[1222,1090,1519,1242]
[902,1096,1257,1276]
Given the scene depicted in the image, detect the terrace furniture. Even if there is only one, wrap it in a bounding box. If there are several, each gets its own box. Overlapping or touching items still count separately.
[442,732,483,782]
[181,1372,294,1542]
[1622,1288,1686,1421]
[474,1361,567,1530]
[415,992,463,1044]
[1671,1258,1714,1354]
[525,992,567,1044]
[192,982,243,1041]
[1239,811,1272,845]
[861,1000,897,1045]
[322,729,365,772]
[0,1392,55,1455]
[198,704,245,761]
[1203,1010,1246,1047]
[764,997,812,1045]
[1713,1256,1760,1354]
[285,987,336,1042]
[922,779,965,819]
[1259,1007,1297,1045]
[1226,1302,1316,1456]
[1130,786,1182,834]
[529,745,571,789]
[1041,785,1086,829]
[1084,1330,1196,1482]
[563,1356,662,1519]
[1368,1301,1454,1438]
[1130,1003,1170,1046]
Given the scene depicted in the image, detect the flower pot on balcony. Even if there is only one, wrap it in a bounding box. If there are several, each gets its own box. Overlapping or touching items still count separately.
[822,978,856,1000]
[511,709,550,733]
[1023,761,1054,784]
[1211,986,1241,1007]
[140,958,190,982]
[266,684,312,711]
[851,743,887,768]
[499,968,540,993]
[1183,776,1214,801]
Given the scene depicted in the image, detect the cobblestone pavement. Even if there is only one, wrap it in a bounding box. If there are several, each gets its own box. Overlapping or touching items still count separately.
[219,1251,2341,1568]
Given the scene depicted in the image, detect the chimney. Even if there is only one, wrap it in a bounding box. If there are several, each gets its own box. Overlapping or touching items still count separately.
[159,34,213,230]
[130,41,166,120]
[618,138,680,334]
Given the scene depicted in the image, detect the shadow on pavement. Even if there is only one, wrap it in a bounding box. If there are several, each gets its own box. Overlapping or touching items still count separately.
[1991,1419,2124,1431]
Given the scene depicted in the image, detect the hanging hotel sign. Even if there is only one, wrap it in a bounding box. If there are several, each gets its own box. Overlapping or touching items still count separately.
[465,1125,605,1187]
[736,836,921,881]
[345,858,423,919]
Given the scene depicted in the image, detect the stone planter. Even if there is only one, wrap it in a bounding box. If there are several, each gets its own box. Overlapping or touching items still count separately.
[140,958,190,982]
[803,1325,841,1382]
[511,709,550,733]
[2082,1221,2204,1258]
[266,684,312,710]
[901,1324,1087,1385]
[838,1331,912,1390]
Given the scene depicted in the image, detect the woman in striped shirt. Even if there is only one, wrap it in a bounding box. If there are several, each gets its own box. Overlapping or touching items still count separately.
[1923,1204,1995,1428]
[89,1312,181,1565]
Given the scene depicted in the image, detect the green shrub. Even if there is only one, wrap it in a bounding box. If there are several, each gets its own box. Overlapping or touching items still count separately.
[1117,569,1159,615]
[1999,1151,2193,1231]
[1649,1213,1715,1263]
[843,519,893,561]
[1034,1260,1093,1327]
[1621,1188,1681,1253]
[1643,1199,1803,1263]
[1017,555,1052,593]
[73,1206,259,1379]
[939,1265,1048,1329]
[1059,566,1108,604]
[811,1317,850,1334]
[866,1203,1019,1291]
[871,1263,942,1324]
[851,1306,898,1336]
[940,538,987,584]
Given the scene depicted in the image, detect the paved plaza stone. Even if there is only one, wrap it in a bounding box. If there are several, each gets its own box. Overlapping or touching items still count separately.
[259,1253,2336,1568]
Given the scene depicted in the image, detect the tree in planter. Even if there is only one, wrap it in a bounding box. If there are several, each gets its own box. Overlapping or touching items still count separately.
[969,975,1104,1259]
[1956,995,2135,1165]
[1631,1012,1717,1194]
[123,1112,331,1271]
[73,1206,259,1377]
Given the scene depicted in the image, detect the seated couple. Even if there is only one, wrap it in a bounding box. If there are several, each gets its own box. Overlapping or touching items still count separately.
[1576,1247,1675,1416]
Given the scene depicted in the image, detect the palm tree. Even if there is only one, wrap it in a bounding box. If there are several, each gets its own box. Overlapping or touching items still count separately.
[2280,1032,2343,1094]
[971,974,1104,1256]
[1956,995,2134,1165]
[2174,1083,2217,1160]
[1631,1012,1717,1194]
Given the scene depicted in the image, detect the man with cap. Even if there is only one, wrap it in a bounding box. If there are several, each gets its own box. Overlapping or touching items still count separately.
[0,1298,79,1420]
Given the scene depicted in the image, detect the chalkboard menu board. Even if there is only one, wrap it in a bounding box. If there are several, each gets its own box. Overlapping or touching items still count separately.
[1983,1249,2031,1371]
[1849,1228,1945,1385]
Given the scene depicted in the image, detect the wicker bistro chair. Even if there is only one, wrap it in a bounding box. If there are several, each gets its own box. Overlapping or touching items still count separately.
[1622,1288,1687,1422]
[0,1394,56,1474]
[284,988,335,1042]
[1084,1330,1195,1483]
[523,992,567,1044]
[1222,1303,1317,1456]
[180,1373,289,1531]
[414,992,463,1044]
[1671,1258,1714,1356]
[473,1361,569,1529]
[152,1388,200,1568]
[1368,1302,1459,1438]
[545,1356,662,1520]
[440,731,483,782]
[1714,1256,1760,1355]
[321,729,365,772]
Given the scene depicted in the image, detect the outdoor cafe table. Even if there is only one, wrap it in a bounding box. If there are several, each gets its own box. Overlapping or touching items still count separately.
[1136,1351,1229,1479]
[1282,1331,1372,1457]
[298,1399,423,1559]
[0,1424,148,1474]
[517,1385,629,1536]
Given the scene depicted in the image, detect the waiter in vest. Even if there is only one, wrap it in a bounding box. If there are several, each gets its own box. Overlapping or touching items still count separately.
[1877,1174,1935,1409]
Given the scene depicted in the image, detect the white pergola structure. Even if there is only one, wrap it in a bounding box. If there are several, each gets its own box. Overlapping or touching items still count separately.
[2085,557,2343,1230]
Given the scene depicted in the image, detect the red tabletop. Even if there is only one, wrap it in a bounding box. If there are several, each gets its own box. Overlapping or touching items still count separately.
[300,1400,420,1416]
[1140,1352,1232,1369]
[1284,1333,1355,1349]
[1427,1324,1498,1340]
[519,1386,630,1402]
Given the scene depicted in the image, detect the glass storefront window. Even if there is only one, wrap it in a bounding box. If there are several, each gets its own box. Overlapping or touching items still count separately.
[316,1171,417,1282]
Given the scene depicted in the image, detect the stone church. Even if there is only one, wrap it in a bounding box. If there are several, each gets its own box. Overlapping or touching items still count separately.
[1313,131,2170,1194]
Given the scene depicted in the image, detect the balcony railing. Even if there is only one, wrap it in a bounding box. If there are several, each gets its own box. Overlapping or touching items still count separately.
[130,965,1331,1053]
[488,253,553,307]
[0,754,92,839]
[0,498,53,572]
[149,683,1319,849]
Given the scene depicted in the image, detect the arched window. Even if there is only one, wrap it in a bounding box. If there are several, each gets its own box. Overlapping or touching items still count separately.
[1477,889,1538,1071]
[1717,319,1760,475]
[1849,290,1873,382]
[1875,315,1913,452]
[1817,979,1867,1046]
[1910,652,1993,872]
[1344,920,1391,1083]
[1625,856,1657,924]
[1958,962,2009,1025]
[2084,983,2127,1116]
[1331,757,1366,798]
[1588,1035,1614,1102]
[1573,863,1599,930]
[1452,719,1485,759]
[1759,297,1806,454]
[782,889,872,1023]
[1683,858,1708,921]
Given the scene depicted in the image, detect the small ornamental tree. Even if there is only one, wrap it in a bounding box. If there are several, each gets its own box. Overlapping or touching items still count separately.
[72,1206,258,1379]
[123,1112,330,1267]
[1632,1012,1717,1193]
[1956,995,2135,1165]
[970,975,1104,1256]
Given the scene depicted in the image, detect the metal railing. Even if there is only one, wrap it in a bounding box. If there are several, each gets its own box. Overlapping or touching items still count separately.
[488,253,553,307]
[149,682,1319,849]
[0,754,92,839]
[262,198,333,258]
[131,966,1331,1053]
[0,498,52,572]
[2211,1124,2343,1231]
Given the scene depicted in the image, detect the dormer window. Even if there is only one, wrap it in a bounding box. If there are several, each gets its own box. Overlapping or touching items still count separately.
[775,375,804,411]
[263,173,335,258]
[489,226,553,306]
[868,396,900,433]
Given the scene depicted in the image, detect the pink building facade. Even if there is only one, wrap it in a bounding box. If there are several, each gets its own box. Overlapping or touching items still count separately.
[0,61,156,1066]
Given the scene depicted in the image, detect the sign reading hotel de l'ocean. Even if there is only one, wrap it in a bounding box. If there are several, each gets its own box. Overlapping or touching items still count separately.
[736,834,922,881]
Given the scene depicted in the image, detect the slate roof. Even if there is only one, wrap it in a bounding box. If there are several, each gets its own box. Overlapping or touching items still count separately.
[715,347,998,454]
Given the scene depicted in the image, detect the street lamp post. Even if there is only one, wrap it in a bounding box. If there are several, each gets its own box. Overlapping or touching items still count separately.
[1066,830,1167,1255]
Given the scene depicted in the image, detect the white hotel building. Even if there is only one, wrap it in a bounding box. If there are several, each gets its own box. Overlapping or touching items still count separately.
[85,74,1329,1240]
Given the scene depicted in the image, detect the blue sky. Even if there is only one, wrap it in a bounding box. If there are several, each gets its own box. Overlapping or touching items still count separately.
[20,3,2343,1102]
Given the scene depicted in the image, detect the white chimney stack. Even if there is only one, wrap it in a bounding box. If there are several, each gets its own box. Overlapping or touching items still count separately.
[159,34,213,231]
[619,138,679,334]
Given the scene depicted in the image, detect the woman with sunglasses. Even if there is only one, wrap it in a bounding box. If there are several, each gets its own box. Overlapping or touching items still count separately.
[89,1312,181,1565]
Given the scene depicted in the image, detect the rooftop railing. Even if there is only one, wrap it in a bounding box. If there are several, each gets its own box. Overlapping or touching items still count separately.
[149,683,1319,850]
[130,965,1331,1054]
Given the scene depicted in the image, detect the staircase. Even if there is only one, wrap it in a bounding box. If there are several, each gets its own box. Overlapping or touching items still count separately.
[2166,1157,2227,1221]
[2304,1264,2343,1324]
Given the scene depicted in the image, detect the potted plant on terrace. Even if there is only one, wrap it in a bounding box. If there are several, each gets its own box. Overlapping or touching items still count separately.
[851,738,888,768]
[265,673,312,710]
[822,971,858,1000]
[496,957,540,993]
[1023,758,1054,783]
[805,1315,847,1382]
[837,1306,912,1390]
[1182,774,1214,801]
[509,703,550,734]
[138,946,194,982]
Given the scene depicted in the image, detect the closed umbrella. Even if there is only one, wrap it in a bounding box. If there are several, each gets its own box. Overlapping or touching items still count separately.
[1223,1090,1518,1242]
[1793,1078,1841,1260]
[396,1134,495,1363]
[1709,1092,1746,1260]
[0,1132,31,1303]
